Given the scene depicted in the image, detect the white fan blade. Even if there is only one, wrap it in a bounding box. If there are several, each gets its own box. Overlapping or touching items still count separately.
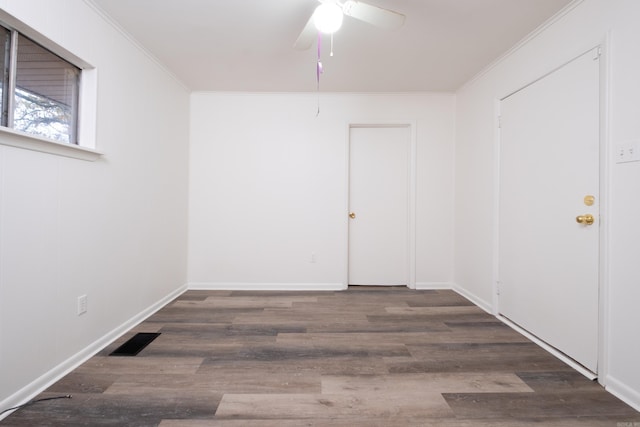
[294,14,317,50]
[342,0,405,30]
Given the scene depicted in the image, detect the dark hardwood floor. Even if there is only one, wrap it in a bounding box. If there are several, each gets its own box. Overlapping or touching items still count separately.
[3,287,639,426]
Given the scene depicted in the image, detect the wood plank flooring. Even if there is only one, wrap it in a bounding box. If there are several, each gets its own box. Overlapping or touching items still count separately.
[3,287,639,426]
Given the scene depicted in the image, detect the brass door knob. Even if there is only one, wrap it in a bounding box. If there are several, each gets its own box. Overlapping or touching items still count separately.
[349,212,356,219]
[576,214,595,225]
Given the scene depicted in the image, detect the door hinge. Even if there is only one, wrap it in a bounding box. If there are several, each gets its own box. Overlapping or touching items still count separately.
[594,47,602,60]
[498,115,502,129]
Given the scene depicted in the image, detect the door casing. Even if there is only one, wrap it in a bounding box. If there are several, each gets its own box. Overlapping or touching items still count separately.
[345,122,417,288]
[493,43,610,383]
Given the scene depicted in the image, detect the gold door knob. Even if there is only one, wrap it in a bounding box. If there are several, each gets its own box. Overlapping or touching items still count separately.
[576,214,595,225]
[349,212,356,219]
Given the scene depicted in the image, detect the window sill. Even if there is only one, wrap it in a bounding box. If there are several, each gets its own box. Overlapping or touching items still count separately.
[0,127,103,161]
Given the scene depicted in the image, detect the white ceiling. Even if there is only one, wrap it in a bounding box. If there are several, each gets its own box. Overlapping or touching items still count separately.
[90,0,573,92]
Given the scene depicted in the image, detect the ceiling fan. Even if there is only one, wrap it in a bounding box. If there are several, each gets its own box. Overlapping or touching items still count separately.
[293,0,406,50]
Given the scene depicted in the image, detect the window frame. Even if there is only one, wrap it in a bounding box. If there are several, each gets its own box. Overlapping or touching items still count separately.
[0,25,10,126]
[0,11,101,161]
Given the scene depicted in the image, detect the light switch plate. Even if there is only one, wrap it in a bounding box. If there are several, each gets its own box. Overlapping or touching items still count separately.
[615,141,640,163]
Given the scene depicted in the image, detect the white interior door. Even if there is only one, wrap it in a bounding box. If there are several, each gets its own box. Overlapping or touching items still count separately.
[498,48,600,372]
[348,125,410,286]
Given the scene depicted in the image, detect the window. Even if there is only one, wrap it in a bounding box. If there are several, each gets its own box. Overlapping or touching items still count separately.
[0,12,99,161]
[1,25,80,144]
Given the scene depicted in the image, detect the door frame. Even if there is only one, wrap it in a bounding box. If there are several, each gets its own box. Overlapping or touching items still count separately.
[345,122,417,289]
[492,41,611,383]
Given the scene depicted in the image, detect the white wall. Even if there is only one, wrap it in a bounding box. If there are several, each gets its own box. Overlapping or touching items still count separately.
[189,92,455,289]
[0,0,190,408]
[454,0,640,410]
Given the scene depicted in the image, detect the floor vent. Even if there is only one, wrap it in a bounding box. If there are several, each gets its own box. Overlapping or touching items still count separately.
[109,332,160,356]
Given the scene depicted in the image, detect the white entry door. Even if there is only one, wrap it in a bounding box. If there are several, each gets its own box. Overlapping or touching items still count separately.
[348,125,410,286]
[499,48,600,373]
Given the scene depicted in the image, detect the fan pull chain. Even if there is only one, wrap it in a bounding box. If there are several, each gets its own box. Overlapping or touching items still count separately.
[316,32,323,116]
[330,33,334,57]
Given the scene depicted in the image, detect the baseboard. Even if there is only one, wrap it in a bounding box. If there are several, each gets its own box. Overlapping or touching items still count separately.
[190,282,454,292]
[188,282,346,291]
[451,284,494,314]
[415,282,454,290]
[0,284,188,420]
[605,375,640,412]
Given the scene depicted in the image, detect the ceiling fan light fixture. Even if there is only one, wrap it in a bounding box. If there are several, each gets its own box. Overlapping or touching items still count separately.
[313,3,344,34]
